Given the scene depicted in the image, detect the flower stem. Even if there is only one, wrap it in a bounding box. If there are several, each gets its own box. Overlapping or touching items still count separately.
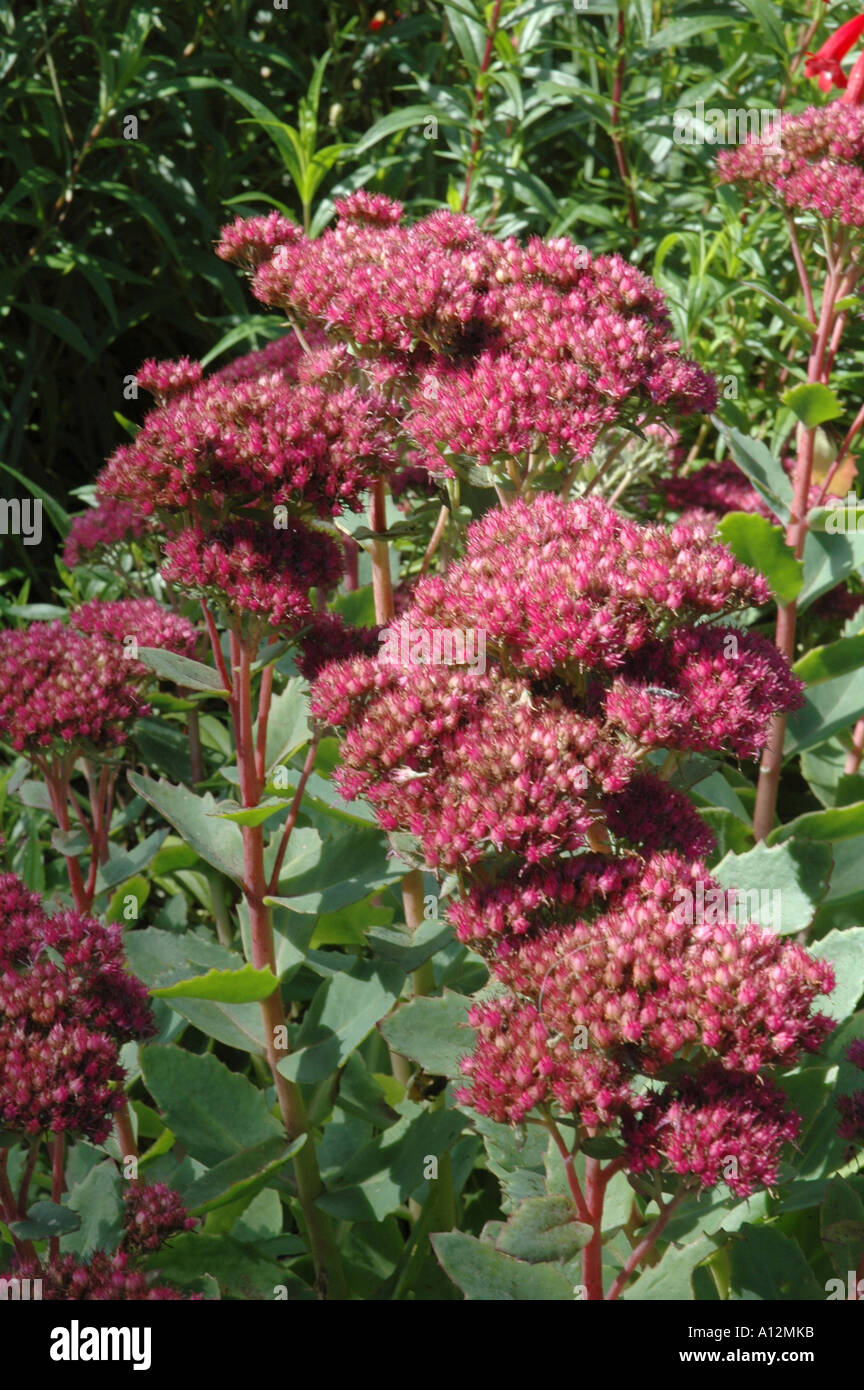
[606,1190,686,1300]
[461,0,505,213]
[230,629,347,1299]
[582,1155,606,1300]
[753,256,845,839]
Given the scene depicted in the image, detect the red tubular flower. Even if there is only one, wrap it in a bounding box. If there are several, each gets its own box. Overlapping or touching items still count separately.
[843,46,864,102]
[805,12,864,91]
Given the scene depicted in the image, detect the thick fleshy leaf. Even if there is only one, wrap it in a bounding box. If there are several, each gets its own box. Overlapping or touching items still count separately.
[717,512,802,603]
[140,1045,283,1167]
[128,774,245,883]
[151,963,280,1004]
[712,840,832,934]
[494,1196,592,1263]
[432,1231,578,1300]
[379,990,476,1079]
[277,961,404,1083]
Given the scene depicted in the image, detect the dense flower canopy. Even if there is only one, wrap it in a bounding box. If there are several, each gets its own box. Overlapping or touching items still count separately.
[312,491,819,1195]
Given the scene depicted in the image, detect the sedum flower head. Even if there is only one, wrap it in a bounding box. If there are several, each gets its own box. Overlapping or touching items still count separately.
[717,103,864,227]
[122,1181,197,1253]
[0,874,154,1141]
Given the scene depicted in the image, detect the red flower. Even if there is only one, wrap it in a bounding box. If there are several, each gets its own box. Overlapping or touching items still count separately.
[843,48,864,102]
[805,12,864,92]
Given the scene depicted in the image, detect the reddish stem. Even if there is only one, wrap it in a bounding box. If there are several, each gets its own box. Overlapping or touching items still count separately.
[201,599,232,693]
[370,479,395,623]
[343,536,360,591]
[582,1156,606,1300]
[114,1102,138,1164]
[460,0,504,212]
[543,1118,591,1223]
[606,1192,686,1301]
[845,718,864,777]
[611,4,639,234]
[753,258,843,840]
[255,643,277,786]
[44,762,90,912]
[268,737,320,894]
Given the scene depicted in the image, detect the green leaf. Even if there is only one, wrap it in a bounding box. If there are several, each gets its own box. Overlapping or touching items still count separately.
[269,824,405,912]
[128,774,245,883]
[625,1233,715,1300]
[798,531,864,611]
[151,963,280,1004]
[181,1136,305,1215]
[767,801,864,844]
[712,840,832,934]
[365,919,452,971]
[810,928,864,1023]
[821,1177,864,1280]
[136,648,229,694]
[807,502,864,533]
[125,930,268,1055]
[277,961,404,1083]
[432,1231,578,1300]
[140,1045,283,1167]
[10,1201,81,1242]
[793,633,864,685]
[736,0,786,51]
[143,1232,310,1300]
[14,301,94,361]
[728,1224,823,1300]
[95,828,169,893]
[494,1196,592,1263]
[61,1161,124,1258]
[471,1113,548,1212]
[716,425,793,519]
[353,106,458,155]
[317,1102,465,1221]
[783,383,844,429]
[785,674,864,758]
[379,990,476,1078]
[263,678,310,771]
[211,797,292,828]
[717,513,802,604]
[0,461,71,538]
[645,15,737,48]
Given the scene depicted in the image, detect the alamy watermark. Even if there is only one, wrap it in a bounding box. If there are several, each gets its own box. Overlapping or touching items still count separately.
[674,101,782,148]
[671,882,782,931]
[0,497,42,546]
[378,619,487,675]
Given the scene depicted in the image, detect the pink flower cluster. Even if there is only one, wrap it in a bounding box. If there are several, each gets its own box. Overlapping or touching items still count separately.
[160,519,343,633]
[70,597,199,672]
[136,356,203,402]
[313,492,820,1196]
[622,1068,800,1198]
[99,335,398,518]
[15,1251,196,1300]
[315,663,631,870]
[408,495,772,680]
[122,1181,197,1254]
[235,194,715,474]
[0,600,198,753]
[717,103,864,227]
[0,621,143,753]
[63,497,149,568]
[0,874,154,1141]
